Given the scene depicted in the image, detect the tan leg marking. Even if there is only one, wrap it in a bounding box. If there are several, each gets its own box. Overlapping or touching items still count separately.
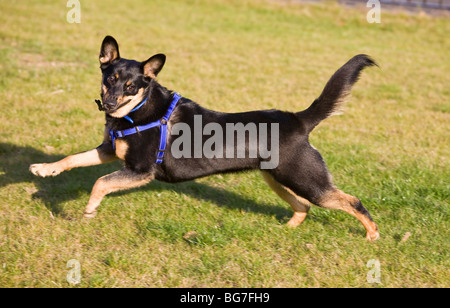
[319,189,379,241]
[114,139,128,160]
[30,146,117,178]
[84,171,153,217]
[261,171,310,227]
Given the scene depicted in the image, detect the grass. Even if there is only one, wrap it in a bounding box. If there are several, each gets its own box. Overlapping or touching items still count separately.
[0,0,449,287]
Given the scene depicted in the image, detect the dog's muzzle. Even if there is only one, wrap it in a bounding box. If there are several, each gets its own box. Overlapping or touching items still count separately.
[95,99,122,112]
[103,102,116,112]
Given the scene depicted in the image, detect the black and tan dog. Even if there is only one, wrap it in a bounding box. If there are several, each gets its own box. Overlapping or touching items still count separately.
[30,36,379,240]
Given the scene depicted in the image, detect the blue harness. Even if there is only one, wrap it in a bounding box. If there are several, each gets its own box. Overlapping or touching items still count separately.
[109,92,182,164]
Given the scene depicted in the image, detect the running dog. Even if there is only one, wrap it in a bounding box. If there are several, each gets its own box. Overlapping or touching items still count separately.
[30,36,379,240]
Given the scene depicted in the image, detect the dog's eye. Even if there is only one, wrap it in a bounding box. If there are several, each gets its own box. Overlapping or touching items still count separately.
[126,84,135,92]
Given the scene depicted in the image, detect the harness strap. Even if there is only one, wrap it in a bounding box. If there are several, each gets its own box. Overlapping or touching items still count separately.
[123,97,148,124]
[109,92,182,164]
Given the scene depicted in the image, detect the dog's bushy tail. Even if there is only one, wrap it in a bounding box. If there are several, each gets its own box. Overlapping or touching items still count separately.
[297,54,377,133]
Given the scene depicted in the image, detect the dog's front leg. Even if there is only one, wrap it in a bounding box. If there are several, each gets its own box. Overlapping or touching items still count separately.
[83,168,153,217]
[30,143,116,178]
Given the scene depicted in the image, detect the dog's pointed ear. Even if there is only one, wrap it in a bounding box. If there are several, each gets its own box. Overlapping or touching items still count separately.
[142,54,166,78]
[99,36,120,66]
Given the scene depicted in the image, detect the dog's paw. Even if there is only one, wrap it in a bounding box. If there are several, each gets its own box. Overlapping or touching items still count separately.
[83,211,97,218]
[366,231,380,242]
[29,163,62,178]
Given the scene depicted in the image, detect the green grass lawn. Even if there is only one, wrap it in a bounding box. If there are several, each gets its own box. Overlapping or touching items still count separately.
[0,0,448,287]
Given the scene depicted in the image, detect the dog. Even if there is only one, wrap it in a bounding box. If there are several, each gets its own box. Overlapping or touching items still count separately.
[30,36,379,240]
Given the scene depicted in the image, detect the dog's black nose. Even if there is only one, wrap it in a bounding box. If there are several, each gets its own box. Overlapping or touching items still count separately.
[102,101,116,111]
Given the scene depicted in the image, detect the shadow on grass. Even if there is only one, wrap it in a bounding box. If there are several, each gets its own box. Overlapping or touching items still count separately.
[0,142,291,221]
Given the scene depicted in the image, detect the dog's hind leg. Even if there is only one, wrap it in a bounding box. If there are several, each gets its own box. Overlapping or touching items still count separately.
[266,144,379,240]
[261,171,310,227]
[316,189,379,241]
[83,168,153,217]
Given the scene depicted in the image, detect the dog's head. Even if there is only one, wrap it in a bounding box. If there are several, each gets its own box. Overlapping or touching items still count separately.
[98,36,165,118]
